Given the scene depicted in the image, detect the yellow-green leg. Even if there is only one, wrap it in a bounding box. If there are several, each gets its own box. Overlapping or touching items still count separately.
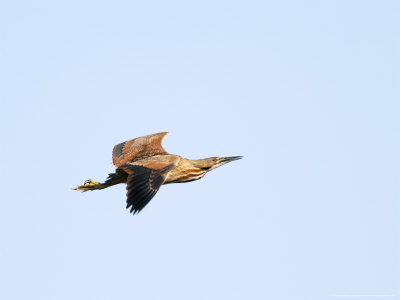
[74,179,106,191]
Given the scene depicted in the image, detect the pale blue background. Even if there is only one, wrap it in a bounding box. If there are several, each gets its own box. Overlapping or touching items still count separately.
[1,0,399,299]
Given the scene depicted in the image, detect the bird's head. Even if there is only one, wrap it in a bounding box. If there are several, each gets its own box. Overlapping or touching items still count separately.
[195,156,243,171]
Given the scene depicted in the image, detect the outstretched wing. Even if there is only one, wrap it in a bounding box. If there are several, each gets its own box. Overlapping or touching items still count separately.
[112,132,169,167]
[117,155,180,214]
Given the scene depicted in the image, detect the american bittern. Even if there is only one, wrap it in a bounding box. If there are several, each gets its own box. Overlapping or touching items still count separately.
[75,132,242,214]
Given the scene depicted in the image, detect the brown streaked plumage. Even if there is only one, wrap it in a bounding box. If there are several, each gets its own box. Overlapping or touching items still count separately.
[74,132,242,214]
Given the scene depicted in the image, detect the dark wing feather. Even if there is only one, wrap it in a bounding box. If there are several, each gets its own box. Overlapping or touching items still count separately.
[112,132,169,167]
[117,155,180,214]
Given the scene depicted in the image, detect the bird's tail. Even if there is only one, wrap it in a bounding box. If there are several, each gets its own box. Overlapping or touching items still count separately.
[74,173,126,191]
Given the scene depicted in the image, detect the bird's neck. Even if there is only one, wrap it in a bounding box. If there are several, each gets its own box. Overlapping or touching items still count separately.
[163,158,210,184]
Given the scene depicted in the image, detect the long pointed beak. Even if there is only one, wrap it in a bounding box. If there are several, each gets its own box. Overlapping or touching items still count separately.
[220,156,243,164]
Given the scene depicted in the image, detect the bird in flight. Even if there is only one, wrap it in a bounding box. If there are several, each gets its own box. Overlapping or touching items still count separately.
[75,132,242,214]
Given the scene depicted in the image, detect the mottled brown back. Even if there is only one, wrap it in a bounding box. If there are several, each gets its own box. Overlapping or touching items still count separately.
[112,132,169,167]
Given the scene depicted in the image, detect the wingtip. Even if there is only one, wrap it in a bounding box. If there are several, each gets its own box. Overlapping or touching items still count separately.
[160,131,169,137]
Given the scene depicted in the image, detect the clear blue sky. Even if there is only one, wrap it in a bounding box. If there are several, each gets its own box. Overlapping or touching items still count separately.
[1,0,399,299]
